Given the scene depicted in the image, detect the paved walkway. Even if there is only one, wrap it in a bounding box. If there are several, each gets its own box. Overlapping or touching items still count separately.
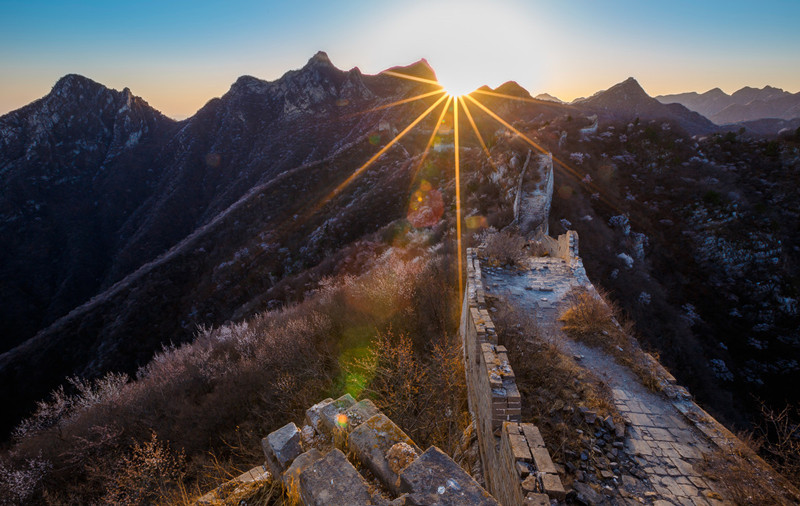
[483,257,730,505]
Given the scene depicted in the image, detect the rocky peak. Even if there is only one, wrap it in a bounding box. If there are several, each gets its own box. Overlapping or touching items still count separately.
[50,74,104,98]
[494,81,532,98]
[383,58,438,83]
[307,50,333,67]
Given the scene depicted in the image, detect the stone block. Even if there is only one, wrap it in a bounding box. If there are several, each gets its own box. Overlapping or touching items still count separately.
[298,449,375,506]
[542,472,566,500]
[282,448,323,489]
[343,399,381,430]
[305,398,333,431]
[318,394,356,433]
[521,474,539,493]
[524,493,550,506]
[262,422,302,476]
[399,446,499,505]
[521,424,546,449]
[348,413,420,494]
[573,481,603,505]
[507,432,533,461]
[531,446,557,474]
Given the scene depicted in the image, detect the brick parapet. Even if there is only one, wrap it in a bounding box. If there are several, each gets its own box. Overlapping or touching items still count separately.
[461,248,563,503]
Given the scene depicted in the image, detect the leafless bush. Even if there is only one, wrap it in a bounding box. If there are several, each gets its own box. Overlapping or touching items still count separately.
[102,432,186,505]
[754,403,800,484]
[4,243,464,503]
[480,228,527,267]
[355,330,468,456]
[0,454,51,505]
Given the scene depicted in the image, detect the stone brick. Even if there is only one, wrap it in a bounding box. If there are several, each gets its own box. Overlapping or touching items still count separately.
[305,398,333,432]
[318,394,356,433]
[524,493,550,505]
[521,474,539,492]
[521,424,546,449]
[348,413,420,494]
[531,447,557,474]
[507,432,533,461]
[298,449,375,506]
[399,446,499,505]
[262,422,302,476]
[541,473,566,501]
[282,448,323,489]
[343,399,380,430]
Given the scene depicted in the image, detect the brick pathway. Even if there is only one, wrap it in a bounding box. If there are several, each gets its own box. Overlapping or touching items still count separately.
[484,257,732,505]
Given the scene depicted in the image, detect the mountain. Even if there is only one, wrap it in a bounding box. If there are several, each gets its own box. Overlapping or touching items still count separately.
[573,77,716,135]
[0,75,178,352]
[0,52,445,434]
[534,93,564,103]
[657,85,800,125]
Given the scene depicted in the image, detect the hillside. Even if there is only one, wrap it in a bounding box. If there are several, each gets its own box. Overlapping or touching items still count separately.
[0,53,446,435]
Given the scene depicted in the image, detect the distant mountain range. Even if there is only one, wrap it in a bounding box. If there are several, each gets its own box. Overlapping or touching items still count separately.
[656,85,800,125]
[574,77,716,135]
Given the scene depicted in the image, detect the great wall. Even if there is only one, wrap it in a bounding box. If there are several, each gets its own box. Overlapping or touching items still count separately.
[196,153,800,505]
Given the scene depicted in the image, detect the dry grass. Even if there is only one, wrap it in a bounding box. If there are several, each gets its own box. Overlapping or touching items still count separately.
[558,286,664,392]
[698,446,799,505]
[491,298,622,471]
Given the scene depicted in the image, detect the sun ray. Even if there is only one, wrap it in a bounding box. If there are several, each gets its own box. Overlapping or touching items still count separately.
[472,88,547,105]
[453,96,463,302]
[458,98,495,167]
[312,93,449,214]
[382,70,444,88]
[345,89,446,119]
[464,95,621,212]
[409,94,452,182]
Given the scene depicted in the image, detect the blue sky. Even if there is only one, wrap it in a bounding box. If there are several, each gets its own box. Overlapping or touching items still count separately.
[2,0,799,118]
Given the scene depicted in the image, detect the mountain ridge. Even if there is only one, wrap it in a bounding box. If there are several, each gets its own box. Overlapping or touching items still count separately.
[657,85,800,124]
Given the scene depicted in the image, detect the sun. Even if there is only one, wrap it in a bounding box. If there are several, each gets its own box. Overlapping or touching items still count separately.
[435,66,480,97]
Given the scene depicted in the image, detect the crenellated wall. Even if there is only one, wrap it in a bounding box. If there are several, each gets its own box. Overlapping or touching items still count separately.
[460,248,564,504]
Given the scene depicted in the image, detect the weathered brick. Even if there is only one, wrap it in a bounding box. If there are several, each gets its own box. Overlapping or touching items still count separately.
[399,447,499,505]
[348,413,420,494]
[262,422,303,476]
[298,449,375,506]
[531,447,557,474]
[507,433,533,461]
[521,424,546,449]
[541,473,566,500]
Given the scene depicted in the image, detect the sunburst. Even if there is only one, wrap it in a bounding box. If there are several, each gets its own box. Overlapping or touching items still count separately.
[306,67,618,302]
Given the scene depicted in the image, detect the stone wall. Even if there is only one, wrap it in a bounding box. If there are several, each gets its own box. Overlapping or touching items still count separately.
[461,248,565,504]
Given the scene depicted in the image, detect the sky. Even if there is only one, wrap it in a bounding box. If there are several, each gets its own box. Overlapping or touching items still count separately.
[2,0,799,119]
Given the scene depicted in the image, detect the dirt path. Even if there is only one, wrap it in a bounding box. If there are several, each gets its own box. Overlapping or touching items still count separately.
[483,257,730,505]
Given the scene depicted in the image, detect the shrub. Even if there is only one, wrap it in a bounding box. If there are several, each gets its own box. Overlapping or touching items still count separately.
[355,329,469,457]
[102,432,186,505]
[480,229,527,267]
